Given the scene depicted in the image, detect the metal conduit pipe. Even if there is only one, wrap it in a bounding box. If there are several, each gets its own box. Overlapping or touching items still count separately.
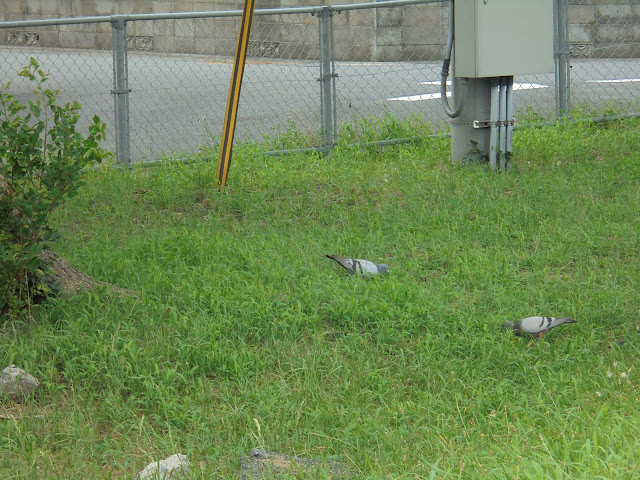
[499,77,508,169]
[441,0,465,118]
[489,78,500,169]
[505,76,515,164]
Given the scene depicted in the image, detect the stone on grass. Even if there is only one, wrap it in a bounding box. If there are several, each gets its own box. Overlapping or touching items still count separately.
[0,365,40,401]
[239,448,350,479]
[137,453,190,480]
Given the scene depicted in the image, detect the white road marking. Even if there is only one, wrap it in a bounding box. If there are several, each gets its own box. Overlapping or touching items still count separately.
[388,82,548,102]
[389,92,451,101]
[511,83,549,90]
[587,79,640,83]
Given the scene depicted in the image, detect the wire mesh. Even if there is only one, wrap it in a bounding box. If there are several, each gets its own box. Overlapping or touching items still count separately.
[568,1,640,115]
[334,3,448,133]
[1,1,639,162]
[118,12,324,159]
[0,25,115,152]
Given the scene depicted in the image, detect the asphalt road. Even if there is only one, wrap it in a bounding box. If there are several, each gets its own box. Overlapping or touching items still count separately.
[2,46,639,161]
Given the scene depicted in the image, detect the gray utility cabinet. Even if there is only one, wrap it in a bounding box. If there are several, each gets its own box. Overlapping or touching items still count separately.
[454,0,554,77]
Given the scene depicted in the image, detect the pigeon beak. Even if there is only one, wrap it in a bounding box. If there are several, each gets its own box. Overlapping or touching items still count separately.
[501,321,513,330]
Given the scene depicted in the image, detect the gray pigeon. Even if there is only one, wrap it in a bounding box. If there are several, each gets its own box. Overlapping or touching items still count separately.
[326,255,389,279]
[502,316,576,339]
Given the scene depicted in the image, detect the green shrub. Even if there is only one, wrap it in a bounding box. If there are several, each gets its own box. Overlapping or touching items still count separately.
[0,57,109,316]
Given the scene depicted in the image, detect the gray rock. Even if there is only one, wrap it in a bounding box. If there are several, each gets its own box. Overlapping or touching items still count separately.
[137,454,190,480]
[239,448,350,479]
[0,365,40,400]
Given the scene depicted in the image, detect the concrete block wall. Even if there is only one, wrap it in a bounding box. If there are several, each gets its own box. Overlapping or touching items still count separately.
[569,1,640,58]
[1,0,638,61]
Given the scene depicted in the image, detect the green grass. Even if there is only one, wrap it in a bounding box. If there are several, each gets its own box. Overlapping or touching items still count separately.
[1,118,640,479]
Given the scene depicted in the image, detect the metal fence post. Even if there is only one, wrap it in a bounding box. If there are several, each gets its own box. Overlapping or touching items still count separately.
[112,16,131,165]
[318,7,336,152]
[554,0,570,118]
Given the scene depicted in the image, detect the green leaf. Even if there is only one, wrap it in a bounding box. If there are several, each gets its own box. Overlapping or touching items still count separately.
[28,99,41,118]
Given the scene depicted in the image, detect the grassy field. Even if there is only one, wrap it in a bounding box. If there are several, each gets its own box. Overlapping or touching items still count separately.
[1,118,639,479]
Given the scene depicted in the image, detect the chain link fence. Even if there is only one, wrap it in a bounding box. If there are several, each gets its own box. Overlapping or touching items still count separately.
[567,1,640,115]
[1,0,639,163]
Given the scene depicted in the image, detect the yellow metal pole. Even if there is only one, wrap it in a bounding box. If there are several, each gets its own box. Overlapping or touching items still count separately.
[216,0,257,191]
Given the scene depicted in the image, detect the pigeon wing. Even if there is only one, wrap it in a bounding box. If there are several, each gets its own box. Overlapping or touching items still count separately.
[326,255,357,274]
[354,259,381,278]
[515,316,552,334]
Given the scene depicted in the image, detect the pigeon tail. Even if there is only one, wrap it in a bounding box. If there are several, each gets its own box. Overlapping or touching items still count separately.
[554,317,575,324]
[326,255,356,275]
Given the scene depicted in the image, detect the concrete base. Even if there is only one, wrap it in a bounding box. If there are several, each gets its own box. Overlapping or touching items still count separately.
[450,77,492,164]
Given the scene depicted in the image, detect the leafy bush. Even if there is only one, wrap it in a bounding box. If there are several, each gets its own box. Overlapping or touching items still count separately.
[0,58,109,316]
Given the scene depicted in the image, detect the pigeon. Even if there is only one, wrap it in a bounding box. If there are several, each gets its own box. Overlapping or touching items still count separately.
[502,316,576,339]
[326,255,389,279]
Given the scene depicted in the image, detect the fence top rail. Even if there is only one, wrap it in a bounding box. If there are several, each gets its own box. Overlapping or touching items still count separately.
[0,0,440,28]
